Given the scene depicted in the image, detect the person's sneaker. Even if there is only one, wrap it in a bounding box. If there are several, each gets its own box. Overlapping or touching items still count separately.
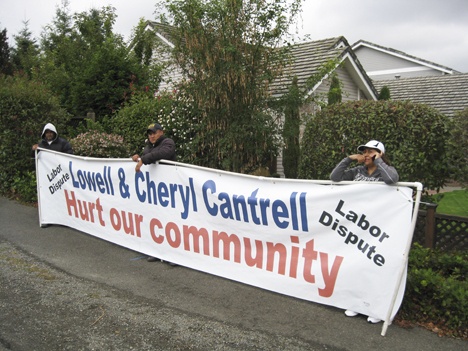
[367,316,382,324]
[344,310,359,317]
[147,256,159,262]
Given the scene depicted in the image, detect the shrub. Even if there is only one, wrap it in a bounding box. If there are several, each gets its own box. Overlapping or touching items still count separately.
[282,77,301,178]
[298,100,452,191]
[447,108,468,185]
[378,86,390,100]
[0,74,71,196]
[70,131,131,158]
[10,171,37,203]
[111,91,200,163]
[398,244,467,337]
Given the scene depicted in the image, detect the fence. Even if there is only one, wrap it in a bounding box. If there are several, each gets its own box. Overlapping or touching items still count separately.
[414,203,468,251]
[68,112,95,130]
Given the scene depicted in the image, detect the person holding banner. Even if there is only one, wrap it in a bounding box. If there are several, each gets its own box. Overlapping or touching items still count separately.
[31,123,73,156]
[330,139,399,323]
[132,122,177,264]
[330,140,398,185]
[132,122,176,173]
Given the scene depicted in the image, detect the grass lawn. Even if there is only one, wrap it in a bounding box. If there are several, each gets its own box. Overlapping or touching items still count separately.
[435,189,468,217]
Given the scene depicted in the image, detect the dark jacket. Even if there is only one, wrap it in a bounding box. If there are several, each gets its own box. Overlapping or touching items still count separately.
[141,135,176,164]
[31,123,73,157]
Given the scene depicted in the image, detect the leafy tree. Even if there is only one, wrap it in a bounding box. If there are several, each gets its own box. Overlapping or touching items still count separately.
[10,21,39,78]
[38,2,154,120]
[157,0,303,173]
[0,27,13,75]
[298,100,453,191]
[378,85,391,100]
[282,76,301,178]
[127,19,165,94]
[327,74,342,105]
[447,108,468,185]
[130,19,157,66]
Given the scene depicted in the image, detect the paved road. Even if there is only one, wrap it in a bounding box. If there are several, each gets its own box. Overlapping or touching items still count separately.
[0,196,466,350]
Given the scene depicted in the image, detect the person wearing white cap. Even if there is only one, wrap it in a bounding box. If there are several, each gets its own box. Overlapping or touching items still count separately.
[330,139,399,323]
[330,139,398,185]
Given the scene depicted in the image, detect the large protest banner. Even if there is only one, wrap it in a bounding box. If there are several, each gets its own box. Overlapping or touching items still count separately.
[36,149,421,333]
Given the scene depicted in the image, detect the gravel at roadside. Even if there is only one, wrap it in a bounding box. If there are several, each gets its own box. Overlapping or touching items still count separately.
[0,241,326,351]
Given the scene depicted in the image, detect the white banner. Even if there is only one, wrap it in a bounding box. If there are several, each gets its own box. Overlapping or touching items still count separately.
[36,149,417,323]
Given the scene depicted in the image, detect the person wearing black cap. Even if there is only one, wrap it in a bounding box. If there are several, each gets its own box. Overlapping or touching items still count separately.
[330,139,399,324]
[330,139,398,185]
[132,122,177,264]
[131,122,176,173]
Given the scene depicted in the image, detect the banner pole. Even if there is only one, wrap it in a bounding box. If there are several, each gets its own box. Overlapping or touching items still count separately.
[381,182,423,336]
[35,148,43,227]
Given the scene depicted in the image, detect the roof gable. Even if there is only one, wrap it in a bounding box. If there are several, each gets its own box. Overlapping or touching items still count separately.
[145,21,178,48]
[352,40,459,79]
[270,37,377,100]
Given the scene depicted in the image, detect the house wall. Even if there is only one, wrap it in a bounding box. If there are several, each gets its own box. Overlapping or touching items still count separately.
[313,66,365,102]
[355,47,446,81]
[153,47,185,93]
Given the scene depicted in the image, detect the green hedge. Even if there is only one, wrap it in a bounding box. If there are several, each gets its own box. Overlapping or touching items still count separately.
[399,244,467,337]
[0,74,71,198]
[110,91,200,163]
[299,100,453,191]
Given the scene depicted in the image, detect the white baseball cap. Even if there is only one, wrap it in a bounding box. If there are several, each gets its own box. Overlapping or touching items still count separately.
[357,140,385,154]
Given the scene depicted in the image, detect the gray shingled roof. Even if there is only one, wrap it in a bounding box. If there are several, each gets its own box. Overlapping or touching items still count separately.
[374,74,468,118]
[270,37,354,97]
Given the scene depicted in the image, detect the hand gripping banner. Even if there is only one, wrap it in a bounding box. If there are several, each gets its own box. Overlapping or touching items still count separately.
[36,149,422,336]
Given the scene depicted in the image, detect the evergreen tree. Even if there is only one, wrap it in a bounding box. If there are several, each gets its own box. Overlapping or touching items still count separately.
[11,21,39,77]
[327,74,342,105]
[378,85,391,100]
[0,28,13,75]
[282,76,301,178]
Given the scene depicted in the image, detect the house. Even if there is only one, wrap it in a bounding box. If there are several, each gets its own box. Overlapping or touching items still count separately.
[374,73,468,118]
[270,36,376,103]
[143,22,377,176]
[269,37,377,176]
[352,40,460,81]
[145,22,376,104]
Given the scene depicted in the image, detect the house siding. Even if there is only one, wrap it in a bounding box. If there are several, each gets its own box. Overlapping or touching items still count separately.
[355,47,446,80]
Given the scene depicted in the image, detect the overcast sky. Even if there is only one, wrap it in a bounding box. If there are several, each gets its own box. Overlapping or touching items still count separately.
[1,0,467,72]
